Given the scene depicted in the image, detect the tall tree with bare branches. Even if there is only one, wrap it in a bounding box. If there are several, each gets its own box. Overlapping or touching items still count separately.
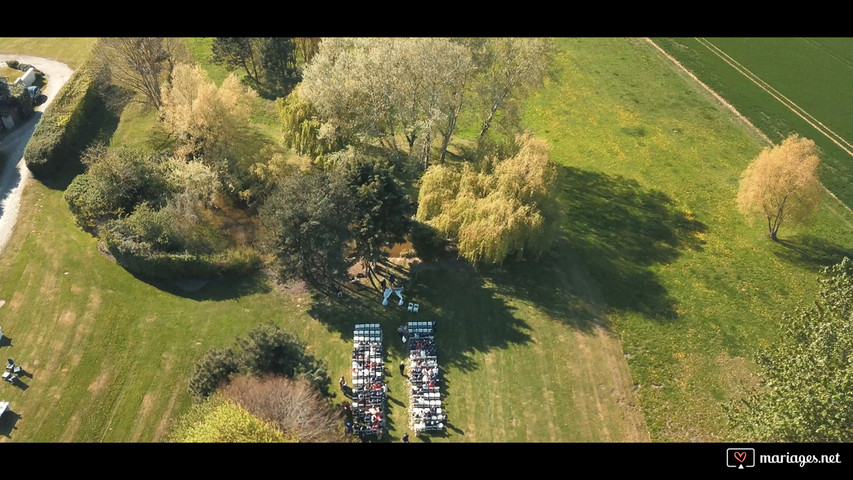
[93,37,190,110]
[737,134,822,242]
[223,376,346,442]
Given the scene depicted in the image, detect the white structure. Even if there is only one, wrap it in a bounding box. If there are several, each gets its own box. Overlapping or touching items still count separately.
[14,67,36,88]
[382,287,404,306]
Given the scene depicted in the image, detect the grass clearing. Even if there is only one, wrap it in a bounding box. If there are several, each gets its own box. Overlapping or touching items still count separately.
[523,38,853,441]
[0,39,98,69]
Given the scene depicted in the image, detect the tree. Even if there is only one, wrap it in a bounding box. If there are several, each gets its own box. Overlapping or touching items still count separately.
[210,37,262,85]
[160,63,256,168]
[188,324,332,401]
[294,37,322,66]
[258,171,353,288]
[276,89,344,161]
[335,154,414,273]
[257,37,300,95]
[737,134,822,241]
[728,257,853,442]
[222,375,346,443]
[416,133,560,264]
[470,38,552,148]
[93,37,190,110]
[211,37,300,97]
[298,38,475,167]
[168,393,293,443]
[235,324,330,394]
[188,347,240,400]
[64,145,169,229]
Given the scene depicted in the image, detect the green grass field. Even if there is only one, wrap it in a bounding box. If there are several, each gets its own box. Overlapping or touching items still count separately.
[0,37,851,443]
[523,38,853,441]
[652,37,853,209]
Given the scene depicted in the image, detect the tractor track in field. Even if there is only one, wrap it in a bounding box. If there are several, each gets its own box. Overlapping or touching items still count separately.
[645,38,853,223]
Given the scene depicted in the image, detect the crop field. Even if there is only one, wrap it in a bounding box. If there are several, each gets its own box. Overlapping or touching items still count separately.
[652,37,853,209]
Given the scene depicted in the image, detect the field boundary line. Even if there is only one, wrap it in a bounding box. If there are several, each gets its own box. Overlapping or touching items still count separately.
[644,38,853,218]
[696,38,853,154]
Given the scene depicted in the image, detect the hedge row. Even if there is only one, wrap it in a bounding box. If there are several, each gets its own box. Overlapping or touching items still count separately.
[23,57,101,179]
[102,235,262,280]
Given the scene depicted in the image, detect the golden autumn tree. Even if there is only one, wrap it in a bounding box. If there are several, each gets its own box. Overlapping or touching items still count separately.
[737,135,822,242]
[160,63,256,165]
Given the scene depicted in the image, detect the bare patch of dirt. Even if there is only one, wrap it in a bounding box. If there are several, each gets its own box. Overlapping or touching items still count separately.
[59,414,81,442]
[130,393,156,441]
[86,290,101,312]
[715,352,763,401]
[87,371,110,394]
[153,387,181,441]
[278,279,308,296]
[58,310,76,325]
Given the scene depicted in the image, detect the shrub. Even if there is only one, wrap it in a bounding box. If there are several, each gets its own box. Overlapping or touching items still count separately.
[168,393,293,443]
[65,174,114,230]
[222,376,346,442]
[189,324,331,401]
[188,347,240,400]
[5,59,18,69]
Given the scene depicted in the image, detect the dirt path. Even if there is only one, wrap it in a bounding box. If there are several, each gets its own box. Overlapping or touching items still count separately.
[0,54,73,255]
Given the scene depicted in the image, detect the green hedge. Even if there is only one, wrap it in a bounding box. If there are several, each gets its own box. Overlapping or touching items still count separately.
[24,58,101,179]
[102,232,261,280]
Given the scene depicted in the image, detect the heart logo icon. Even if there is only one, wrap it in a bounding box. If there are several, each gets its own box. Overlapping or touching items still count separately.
[734,451,747,463]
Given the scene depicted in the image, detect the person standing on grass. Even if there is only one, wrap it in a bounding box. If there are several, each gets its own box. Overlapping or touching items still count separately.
[402,433,409,443]
[340,376,350,397]
[399,360,406,376]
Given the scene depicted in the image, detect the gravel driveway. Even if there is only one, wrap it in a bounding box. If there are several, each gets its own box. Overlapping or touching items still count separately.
[0,54,73,254]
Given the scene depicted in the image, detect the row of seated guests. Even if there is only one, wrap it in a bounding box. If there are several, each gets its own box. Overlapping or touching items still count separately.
[409,337,437,356]
[406,331,445,433]
[350,402,385,440]
[350,337,386,441]
[412,405,446,432]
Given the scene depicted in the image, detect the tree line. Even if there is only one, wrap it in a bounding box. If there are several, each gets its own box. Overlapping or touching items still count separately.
[59,37,561,288]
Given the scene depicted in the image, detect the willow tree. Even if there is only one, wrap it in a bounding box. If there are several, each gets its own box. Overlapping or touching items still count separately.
[417,133,560,264]
[736,135,822,241]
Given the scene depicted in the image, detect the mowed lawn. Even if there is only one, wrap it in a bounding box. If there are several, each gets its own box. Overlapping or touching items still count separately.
[523,38,853,441]
[0,179,650,442]
[0,38,650,443]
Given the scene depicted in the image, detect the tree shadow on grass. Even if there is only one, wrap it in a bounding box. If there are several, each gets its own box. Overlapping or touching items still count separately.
[487,165,707,325]
[774,235,853,273]
[308,260,532,374]
[127,270,272,302]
